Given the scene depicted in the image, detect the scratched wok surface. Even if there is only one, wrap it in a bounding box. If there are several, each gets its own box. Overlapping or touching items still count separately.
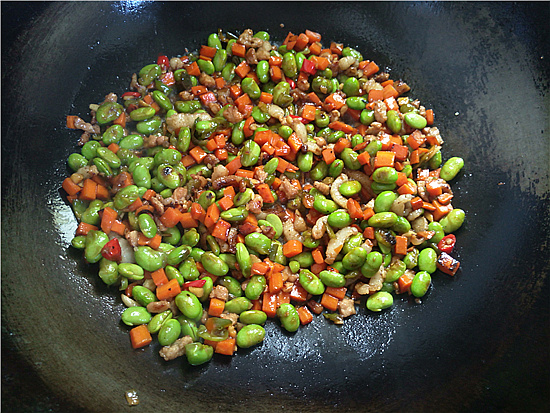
[2,2,549,412]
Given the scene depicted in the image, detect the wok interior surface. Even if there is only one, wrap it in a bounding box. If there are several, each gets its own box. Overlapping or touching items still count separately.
[2,2,548,412]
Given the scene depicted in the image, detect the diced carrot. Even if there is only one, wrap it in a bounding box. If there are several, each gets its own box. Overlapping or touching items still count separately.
[362,207,375,221]
[231,42,246,58]
[262,292,278,318]
[95,184,110,200]
[259,92,273,104]
[107,142,119,154]
[407,130,426,150]
[156,278,181,300]
[242,115,255,137]
[425,109,434,125]
[368,88,384,102]
[325,94,346,110]
[151,268,169,286]
[211,219,231,241]
[282,240,303,258]
[184,61,200,76]
[394,235,408,255]
[181,154,196,167]
[251,262,270,275]
[432,200,453,221]
[398,272,414,293]
[311,247,325,265]
[294,32,309,51]
[269,55,282,67]
[225,156,242,175]
[215,76,226,89]
[277,291,290,306]
[382,84,399,100]
[159,207,184,228]
[223,185,236,200]
[217,196,234,211]
[191,85,208,96]
[189,146,207,163]
[204,203,220,228]
[357,151,371,165]
[126,197,143,212]
[391,143,409,162]
[180,212,199,228]
[436,252,460,276]
[235,61,251,78]
[363,226,375,240]
[385,96,399,111]
[200,45,217,58]
[290,283,308,303]
[235,169,254,179]
[66,115,79,129]
[301,104,317,121]
[310,262,327,275]
[422,201,436,211]
[100,207,118,234]
[129,324,152,349]
[309,42,322,56]
[307,91,322,106]
[325,286,347,300]
[256,183,275,203]
[320,293,339,311]
[437,193,454,205]
[110,220,126,236]
[362,61,379,78]
[269,65,283,82]
[62,177,81,196]
[215,338,236,356]
[374,151,395,168]
[229,84,243,99]
[346,198,363,220]
[305,29,322,43]
[268,271,283,293]
[199,91,217,106]
[75,222,98,236]
[334,137,352,153]
[322,147,336,165]
[190,202,206,222]
[297,306,313,325]
[79,178,97,201]
[397,182,416,195]
[410,197,424,210]
[215,148,228,160]
[395,172,409,187]
[208,298,225,317]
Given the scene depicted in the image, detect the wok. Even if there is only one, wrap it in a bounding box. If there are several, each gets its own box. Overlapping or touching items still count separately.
[2,2,549,411]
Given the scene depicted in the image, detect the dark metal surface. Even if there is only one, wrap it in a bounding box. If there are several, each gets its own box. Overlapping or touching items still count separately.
[2,2,549,412]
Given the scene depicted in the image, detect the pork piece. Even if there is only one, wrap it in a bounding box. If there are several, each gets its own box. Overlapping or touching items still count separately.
[159,336,193,361]
[209,285,229,301]
[339,297,357,318]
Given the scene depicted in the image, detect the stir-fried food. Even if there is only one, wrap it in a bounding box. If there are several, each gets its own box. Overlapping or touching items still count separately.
[62,28,465,366]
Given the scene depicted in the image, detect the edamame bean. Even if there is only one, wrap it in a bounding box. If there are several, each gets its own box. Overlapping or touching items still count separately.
[234,188,254,207]
[339,180,362,197]
[340,148,361,170]
[299,269,325,295]
[366,291,393,312]
[84,230,109,264]
[81,199,103,225]
[217,276,242,298]
[175,291,202,320]
[132,165,152,189]
[277,303,300,333]
[327,210,352,229]
[374,191,398,213]
[224,297,253,314]
[197,58,215,75]
[130,106,155,122]
[244,233,272,255]
[428,222,445,244]
[167,245,191,266]
[132,285,156,307]
[119,134,144,150]
[282,52,297,78]
[239,140,261,167]
[177,316,198,341]
[151,90,173,111]
[245,275,266,300]
[134,246,166,272]
[138,213,157,238]
[372,167,398,185]
[392,216,412,233]
[201,252,229,276]
[158,319,182,346]
[342,247,368,270]
[297,151,314,172]
[272,81,292,107]
[346,96,367,110]
[404,112,428,129]
[440,157,464,181]
[342,77,360,97]
[328,159,344,177]
[256,60,270,83]
[360,109,375,126]
[368,212,398,228]
[386,110,403,133]
[165,265,184,285]
[310,160,328,180]
[114,185,139,210]
[319,270,346,288]
[313,196,339,214]
[220,206,249,222]
[403,248,419,269]
[121,306,151,326]
[96,102,123,124]
[429,150,442,169]
[162,226,181,245]
[98,257,119,285]
[239,310,268,325]
[148,310,172,334]
[294,252,314,268]
[236,324,266,348]
[185,342,213,365]
[156,164,181,189]
[439,209,465,233]
[68,153,88,171]
[385,260,407,282]
[411,271,432,298]
[418,248,438,273]
[242,77,262,100]
[118,263,145,280]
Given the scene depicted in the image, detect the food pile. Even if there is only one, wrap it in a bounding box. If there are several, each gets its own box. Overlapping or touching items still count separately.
[62,28,465,366]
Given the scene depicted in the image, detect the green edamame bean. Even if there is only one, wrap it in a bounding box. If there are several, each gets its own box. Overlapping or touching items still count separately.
[339,180,362,197]
[207,32,222,49]
[219,254,237,270]
[289,260,301,274]
[313,196,339,214]
[138,213,157,238]
[118,263,144,280]
[374,191,398,213]
[84,230,109,264]
[92,157,113,177]
[178,229,198,248]
[299,269,325,295]
[151,90,173,111]
[224,297,253,314]
[282,52,297,78]
[294,251,314,268]
[310,160,328,180]
[121,306,151,326]
[263,158,279,175]
[268,240,287,266]
[68,153,88,171]
[132,285,156,307]
[342,46,363,61]
[96,102,123,125]
[403,248,419,269]
[392,216,412,234]
[315,110,330,128]
[197,58,215,75]
[239,140,261,167]
[198,276,213,302]
[236,324,266,348]
[167,245,191,267]
[233,188,253,207]
[185,342,213,365]
[113,185,139,210]
[266,214,283,239]
[272,81,292,107]
[418,248,438,273]
[386,110,403,134]
[165,265,184,285]
[364,251,384,271]
[213,49,228,72]
[366,139,382,156]
[235,243,252,278]
[251,106,270,123]
[343,233,364,254]
[156,164,181,189]
[175,100,201,113]
[119,134,144,150]
[221,62,236,82]
[177,316,198,341]
[101,124,124,145]
[81,200,103,225]
[360,109,375,126]
[190,247,204,262]
[201,252,229,276]
[327,210,352,229]
[328,159,345,178]
[440,157,464,181]
[319,270,346,288]
[162,226,181,246]
[134,246,166,272]
[244,233,272,255]
[428,222,445,244]
[240,310,268,325]
[342,247,368,270]
[372,167,398,185]
[71,235,87,250]
[132,165,152,189]
[217,276,242,298]
[175,291,202,320]
[158,319,181,346]
[220,206,249,222]
[148,310,172,334]
[429,150,442,170]
[346,96,367,111]
[138,64,161,85]
[368,212,398,228]
[98,257,119,285]
[81,140,100,160]
[404,112,428,129]
[439,209,465,233]
[399,102,416,113]
[385,259,407,282]
[136,116,161,134]
[130,106,155,122]
[245,275,266,300]
[366,291,394,312]
[411,271,432,298]
[342,77,360,97]
[255,60,270,83]
[297,151,314,172]
[351,134,364,148]
[277,303,300,333]
[154,148,182,166]
[340,148,361,170]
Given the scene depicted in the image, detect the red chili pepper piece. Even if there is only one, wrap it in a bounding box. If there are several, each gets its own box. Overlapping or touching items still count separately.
[437,234,456,253]
[121,91,141,98]
[157,54,170,70]
[183,279,206,289]
[286,77,296,90]
[300,58,317,75]
[101,238,121,262]
[288,114,309,124]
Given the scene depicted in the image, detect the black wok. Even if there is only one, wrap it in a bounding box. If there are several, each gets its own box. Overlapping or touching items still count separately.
[2,2,549,411]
